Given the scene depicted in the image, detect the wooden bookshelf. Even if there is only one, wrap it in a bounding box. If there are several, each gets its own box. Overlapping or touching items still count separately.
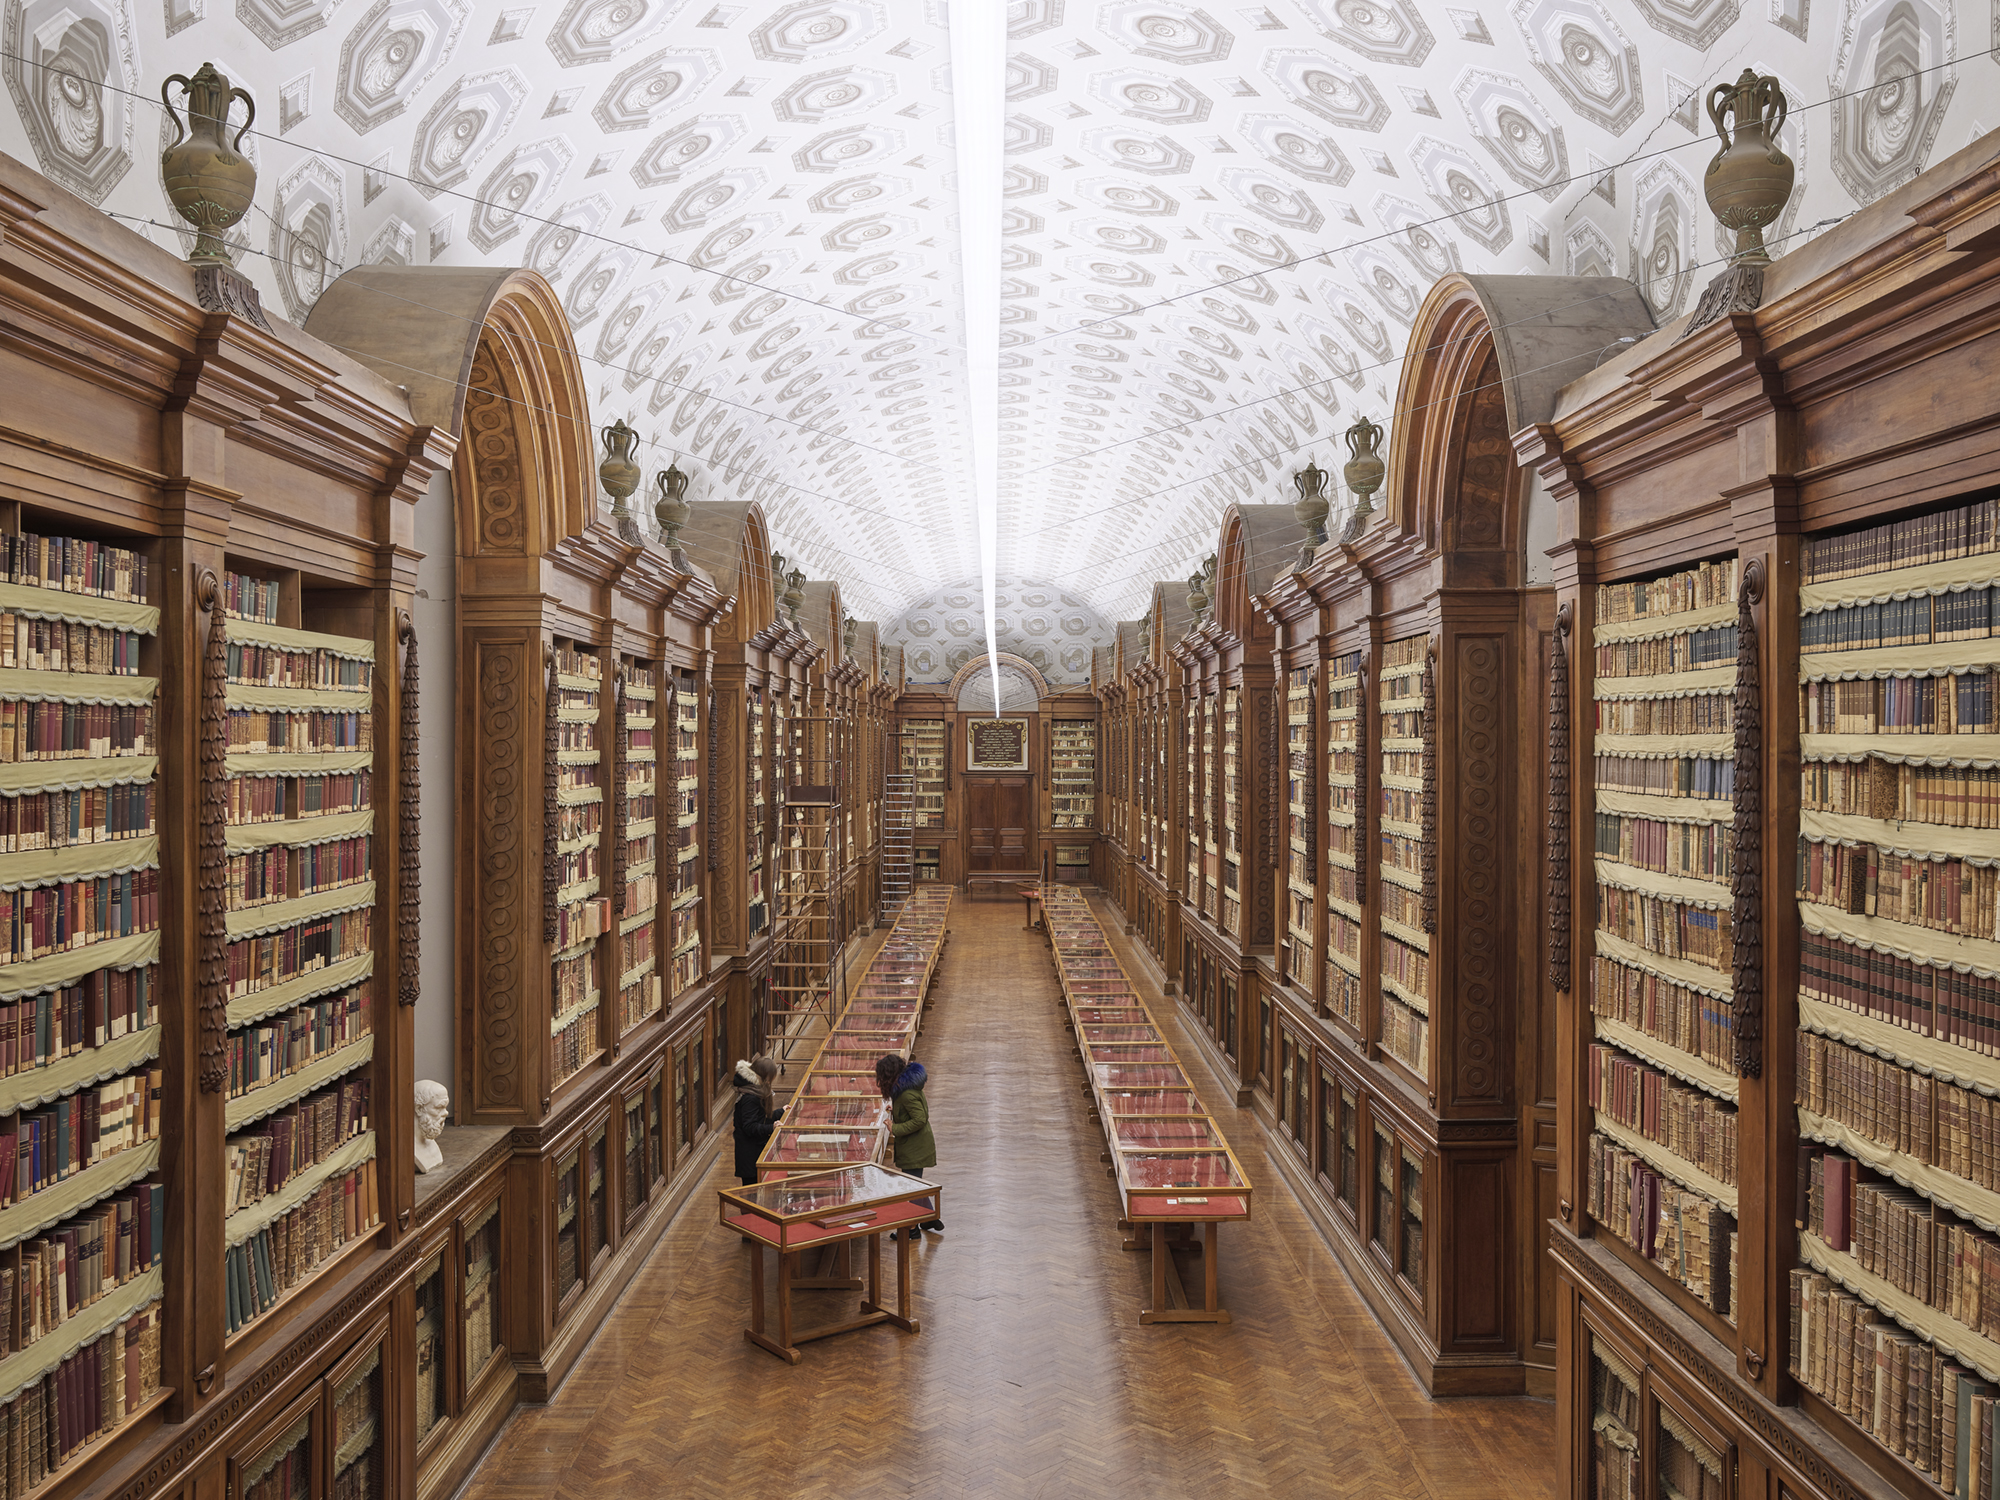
[616,659,661,1036]
[1325,650,1364,1030]
[1377,632,1429,1083]
[549,643,607,1095]
[668,666,702,1004]
[1050,720,1096,830]
[1585,556,1742,1327]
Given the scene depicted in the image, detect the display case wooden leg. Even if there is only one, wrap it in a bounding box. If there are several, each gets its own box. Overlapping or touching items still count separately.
[1140,1222,1168,1324]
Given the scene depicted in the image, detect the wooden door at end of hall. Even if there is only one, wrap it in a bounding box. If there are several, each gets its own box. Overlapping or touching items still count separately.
[965,777,1032,871]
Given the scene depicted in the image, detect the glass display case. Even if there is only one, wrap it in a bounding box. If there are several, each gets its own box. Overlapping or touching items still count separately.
[413,1250,446,1449]
[463,1199,501,1389]
[1050,720,1096,828]
[718,1163,935,1249]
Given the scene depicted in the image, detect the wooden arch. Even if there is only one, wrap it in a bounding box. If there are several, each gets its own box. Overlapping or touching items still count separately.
[944,650,1050,704]
[1212,503,1299,643]
[306,266,594,558]
[1384,272,1656,582]
[676,501,777,643]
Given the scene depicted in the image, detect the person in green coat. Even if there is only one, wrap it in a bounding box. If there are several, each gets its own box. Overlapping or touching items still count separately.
[876,1053,942,1238]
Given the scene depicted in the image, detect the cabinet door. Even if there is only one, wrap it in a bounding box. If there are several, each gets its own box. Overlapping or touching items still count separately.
[325,1319,388,1500]
[462,1195,503,1396]
[232,1385,321,1500]
[413,1249,450,1455]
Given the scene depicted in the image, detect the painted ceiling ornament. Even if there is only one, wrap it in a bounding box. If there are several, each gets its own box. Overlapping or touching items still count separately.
[161,63,257,267]
[1339,414,1387,542]
[598,420,642,543]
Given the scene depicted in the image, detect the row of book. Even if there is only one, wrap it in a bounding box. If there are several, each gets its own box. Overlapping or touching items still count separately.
[1801,498,2000,583]
[1587,1352,1639,1500]
[1380,708,1423,739]
[1798,836,2000,940]
[224,986,371,1101]
[6,535,149,603]
[1595,813,1733,883]
[1380,830,1421,877]
[224,1077,371,1214]
[0,782,153,851]
[1586,1131,1735,1315]
[1380,881,1423,931]
[1798,1031,1931,1157]
[1597,558,1740,622]
[222,642,371,693]
[0,1067,161,1207]
[0,619,142,678]
[553,646,601,680]
[1381,932,1429,994]
[1805,590,1997,652]
[1802,1149,2000,1348]
[1587,1041,1739,1185]
[1804,759,2000,829]
[554,895,612,951]
[1788,1272,1960,1494]
[1799,931,1999,1049]
[555,721,594,752]
[1593,626,1737,679]
[0,1306,162,1497]
[227,910,371,999]
[224,1156,379,1335]
[553,843,601,891]
[1329,910,1362,961]
[555,762,600,793]
[225,710,370,755]
[551,1004,598,1090]
[0,967,153,1074]
[555,802,602,843]
[553,947,599,1023]
[225,770,370,826]
[1594,693,1732,737]
[1381,993,1428,1075]
[1595,753,1735,800]
[225,841,370,909]
[1327,964,1362,1028]
[1801,674,2000,736]
[0,867,158,963]
[0,700,150,761]
[1597,885,1731,971]
[1379,787,1422,824]
[1590,956,1737,1073]
[222,571,282,624]
[12,1183,164,1351]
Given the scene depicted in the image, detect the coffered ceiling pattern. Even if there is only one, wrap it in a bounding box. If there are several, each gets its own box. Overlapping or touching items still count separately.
[0,0,1989,624]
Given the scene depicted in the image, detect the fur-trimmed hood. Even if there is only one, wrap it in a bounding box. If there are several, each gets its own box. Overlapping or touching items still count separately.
[892,1061,926,1097]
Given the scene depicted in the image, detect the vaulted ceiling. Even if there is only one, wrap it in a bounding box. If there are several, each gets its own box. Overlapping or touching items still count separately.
[0,0,1983,624]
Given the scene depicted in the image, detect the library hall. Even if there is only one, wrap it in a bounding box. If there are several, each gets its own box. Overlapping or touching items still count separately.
[1,0,1999,1496]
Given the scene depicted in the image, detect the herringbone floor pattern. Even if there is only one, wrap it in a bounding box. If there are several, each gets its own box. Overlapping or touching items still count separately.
[458,894,1556,1500]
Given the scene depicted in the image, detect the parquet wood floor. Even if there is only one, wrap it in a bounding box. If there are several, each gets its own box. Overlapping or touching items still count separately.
[457,894,1556,1500]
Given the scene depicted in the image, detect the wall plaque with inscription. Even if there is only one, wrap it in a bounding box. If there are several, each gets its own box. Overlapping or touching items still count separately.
[966,716,1029,771]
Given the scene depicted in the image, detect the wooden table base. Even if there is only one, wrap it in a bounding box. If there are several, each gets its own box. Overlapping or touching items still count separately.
[744,1231,921,1363]
[1135,1220,1230,1325]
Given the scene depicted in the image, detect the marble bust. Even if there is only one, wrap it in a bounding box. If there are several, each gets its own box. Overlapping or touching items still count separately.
[415,1079,449,1174]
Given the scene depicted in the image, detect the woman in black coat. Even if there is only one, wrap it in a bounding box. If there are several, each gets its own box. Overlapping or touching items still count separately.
[732,1056,781,1184]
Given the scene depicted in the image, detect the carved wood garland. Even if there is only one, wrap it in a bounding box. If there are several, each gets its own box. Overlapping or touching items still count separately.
[1420,641,1439,934]
[397,610,420,1007]
[196,571,229,1093]
[613,664,629,919]
[1548,604,1573,995]
[1732,560,1766,1078]
[1353,664,1367,903]
[542,644,559,945]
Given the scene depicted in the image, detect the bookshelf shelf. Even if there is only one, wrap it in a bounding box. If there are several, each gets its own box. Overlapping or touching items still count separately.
[1050,720,1096,831]
[901,719,944,830]
[1283,666,1314,985]
[551,644,604,1093]
[1377,634,1428,1079]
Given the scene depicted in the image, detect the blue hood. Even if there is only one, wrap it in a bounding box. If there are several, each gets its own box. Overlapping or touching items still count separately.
[893,1061,926,1096]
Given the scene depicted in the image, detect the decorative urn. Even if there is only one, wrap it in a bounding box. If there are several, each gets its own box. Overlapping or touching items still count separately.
[598,420,641,539]
[161,63,258,266]
[1186,567,1209,623]
[1292,460,1331,546]
[1340,415,1387,540]
[654,463,690,550]
[1704,69,1794,266]
[783,568,807,624]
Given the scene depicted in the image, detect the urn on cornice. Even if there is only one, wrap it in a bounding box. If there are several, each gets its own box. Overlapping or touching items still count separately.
[842,613,858,658]
[1340,415,1387,542]
[161,63,257,267]
[654,462,690,551]
[783,568,807,624]
[1186,566,1209,624]
[1704,69,1794,267]
[598,420,642,541]
[1292,459,1331,547]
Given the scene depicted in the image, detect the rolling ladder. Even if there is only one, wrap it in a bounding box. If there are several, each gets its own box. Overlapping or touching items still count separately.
[879,773,915,919]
